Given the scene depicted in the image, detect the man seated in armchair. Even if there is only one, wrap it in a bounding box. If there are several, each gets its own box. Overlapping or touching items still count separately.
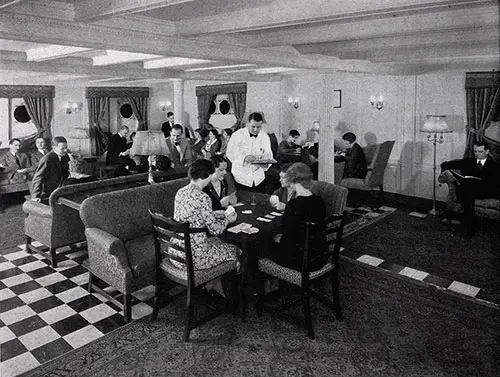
[0,138,31,182]
[440,141,500,237]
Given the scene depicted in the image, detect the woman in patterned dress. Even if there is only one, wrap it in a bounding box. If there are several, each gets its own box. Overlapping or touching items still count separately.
[171,159,241,270]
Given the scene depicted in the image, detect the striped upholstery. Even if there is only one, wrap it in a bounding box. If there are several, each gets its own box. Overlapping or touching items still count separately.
[160,258,238,286]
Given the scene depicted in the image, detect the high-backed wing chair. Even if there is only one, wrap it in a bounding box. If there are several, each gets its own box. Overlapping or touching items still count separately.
[339,140,395,192]
[310,181,348,216]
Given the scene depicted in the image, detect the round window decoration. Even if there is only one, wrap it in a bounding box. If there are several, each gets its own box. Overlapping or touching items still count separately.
[14,105,31,123]
[120,103,134,118]
[208,101,216,115]
[219,100,230,115]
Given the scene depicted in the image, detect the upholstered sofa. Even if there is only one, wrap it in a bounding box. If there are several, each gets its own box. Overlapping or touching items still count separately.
[79,177,190,322]
[23,170,187,267]
[438,170,500,221]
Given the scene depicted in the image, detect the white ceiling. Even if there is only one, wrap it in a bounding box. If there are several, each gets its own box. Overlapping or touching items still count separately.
[0,0,498,85]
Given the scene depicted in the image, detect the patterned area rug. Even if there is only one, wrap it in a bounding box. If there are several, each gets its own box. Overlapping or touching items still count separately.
[0,201,26,250]
[343,211,500,304]
[19,264,500,377]
[343,205,396,237]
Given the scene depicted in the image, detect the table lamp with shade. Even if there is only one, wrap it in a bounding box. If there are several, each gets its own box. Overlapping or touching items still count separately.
[69,128,89,158]
[130,131,170,184]
[421,115,452,216]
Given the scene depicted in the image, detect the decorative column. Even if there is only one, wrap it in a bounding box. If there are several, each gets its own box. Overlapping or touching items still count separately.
[173,79,184,124]
[319,74,336,183]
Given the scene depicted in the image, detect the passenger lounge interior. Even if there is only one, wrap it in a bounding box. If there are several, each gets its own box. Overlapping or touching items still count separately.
[0,1,499,376]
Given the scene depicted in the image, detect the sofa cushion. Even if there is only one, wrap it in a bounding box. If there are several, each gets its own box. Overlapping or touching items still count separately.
[475,198,500,210]
[123,234,156,277]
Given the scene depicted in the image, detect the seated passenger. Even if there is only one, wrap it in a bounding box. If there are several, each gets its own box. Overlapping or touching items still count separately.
[202,128,221,159]
[191,128,208,159]
[106,126,136,176]
[268,163,326,271]
[165,124,194,168]
[63,160,98,186]
[27,137,50,176]
[0,138,31,182]
[337,132,367,179]
[217,128,233,156]
[154,155,173,171]
[269,164,296,210]
[203,155,237,210]
[171,159,241,270]
[277,129,301,158]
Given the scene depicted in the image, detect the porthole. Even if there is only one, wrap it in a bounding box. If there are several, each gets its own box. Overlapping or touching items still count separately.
[120,103,133,118]
[14,105,31,123]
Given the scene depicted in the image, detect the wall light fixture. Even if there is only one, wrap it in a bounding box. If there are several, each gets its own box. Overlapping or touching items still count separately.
[370,96,385,110]
[288,96,300,109]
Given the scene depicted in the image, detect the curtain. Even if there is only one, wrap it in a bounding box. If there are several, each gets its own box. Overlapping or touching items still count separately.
[88,97,110,156]
[464,87,500,159]
[228,92,246,129]
[197,93,217,128]
[464,72,500,160]
[22,97,53,150]
[129,96,148,130]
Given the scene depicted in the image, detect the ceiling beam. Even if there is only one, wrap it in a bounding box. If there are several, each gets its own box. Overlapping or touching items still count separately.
[174,0,494,36]
[0,11,418,74]
[0,58,282,82]
[236,5,499,48]
[74,0,196,22]
[0,0,26,9]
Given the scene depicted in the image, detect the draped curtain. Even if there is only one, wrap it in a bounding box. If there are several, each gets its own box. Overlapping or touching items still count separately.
[197,94,217,129]
[196,82,247,129]
[88,97,110,156]
[228,92,246,130]
[464,72,500,161]
[22,97,53,150]
[129,96,148,130]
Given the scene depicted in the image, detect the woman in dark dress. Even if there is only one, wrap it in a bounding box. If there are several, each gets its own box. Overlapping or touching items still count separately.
[191,128,208,159]
[203,155,237,210]
[269,162,326,271]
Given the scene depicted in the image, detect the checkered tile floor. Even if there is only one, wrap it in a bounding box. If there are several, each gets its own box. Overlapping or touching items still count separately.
[0,243,154,377]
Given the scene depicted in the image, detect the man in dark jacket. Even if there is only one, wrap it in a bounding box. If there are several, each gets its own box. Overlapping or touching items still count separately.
[106,126,135,176]
[441,141,500,236]
[338,132,368,179]
[31,136,71,202]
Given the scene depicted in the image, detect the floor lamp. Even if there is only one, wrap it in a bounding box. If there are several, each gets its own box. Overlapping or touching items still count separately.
[130,131,170,184]
[421,115,452,216]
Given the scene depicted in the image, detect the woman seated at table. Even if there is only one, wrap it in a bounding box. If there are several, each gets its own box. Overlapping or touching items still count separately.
[268,162,326,271]
[202,128,221,159]
[269,164,295,210]
[171,159,240,271]
[191,128,208,159]
[203,155,237,210]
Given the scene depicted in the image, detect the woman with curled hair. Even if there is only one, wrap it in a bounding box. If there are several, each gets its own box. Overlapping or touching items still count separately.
[191,128,208,159]
[202,128,221,159]
[269,162,326,271]
[217,128,233,156]
[171,159,240,270]
[203,155,237,210]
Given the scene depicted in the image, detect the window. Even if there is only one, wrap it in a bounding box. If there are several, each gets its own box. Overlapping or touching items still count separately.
[0,98,37,146]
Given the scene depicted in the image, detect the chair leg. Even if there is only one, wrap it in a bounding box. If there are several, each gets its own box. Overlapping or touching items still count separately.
[256,271,265,316]
[26,236,32,254]
[123,293,132,323]
[88,272,93,293]
[151,279,161,322]
[184,286,194,342]
[50,248,57,268]
[232,271,239,317]
[302,291,314,339]
[331,269,342,320]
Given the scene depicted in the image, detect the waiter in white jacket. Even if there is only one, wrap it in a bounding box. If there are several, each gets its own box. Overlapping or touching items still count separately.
[226,112,273,192]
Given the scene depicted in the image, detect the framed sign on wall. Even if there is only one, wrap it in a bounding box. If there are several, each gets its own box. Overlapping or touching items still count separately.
[333,90,342,108]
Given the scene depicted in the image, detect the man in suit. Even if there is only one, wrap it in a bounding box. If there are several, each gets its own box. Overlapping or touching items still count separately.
[27,137,50,176]
[165,124,194,168]
[0,138,31,183]
[31,136,71,202]
[441,141,500,237]
[106,126,135,176]
[337,132,368,179]
[161,111,175,138]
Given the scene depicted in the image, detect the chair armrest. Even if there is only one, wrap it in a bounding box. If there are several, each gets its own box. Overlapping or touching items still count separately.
[22,200,52,218]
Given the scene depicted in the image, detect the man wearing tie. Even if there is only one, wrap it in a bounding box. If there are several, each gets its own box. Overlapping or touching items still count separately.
[31,136,71,202]
[106,126,135,176]
[441,141,500,237]
[165,124,194,168]
[226,112,273,192]
[27,137,50,176]
[161,112,175,138]
[0,138,31,183]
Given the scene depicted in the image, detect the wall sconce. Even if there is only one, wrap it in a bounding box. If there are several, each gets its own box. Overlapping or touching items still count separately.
[65,102,83,114]
[370,96,385,110]
[288,96,300,109]
[159,100,172,112]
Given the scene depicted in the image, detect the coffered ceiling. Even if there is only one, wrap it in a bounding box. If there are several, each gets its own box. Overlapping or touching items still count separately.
[0,0,498,85]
